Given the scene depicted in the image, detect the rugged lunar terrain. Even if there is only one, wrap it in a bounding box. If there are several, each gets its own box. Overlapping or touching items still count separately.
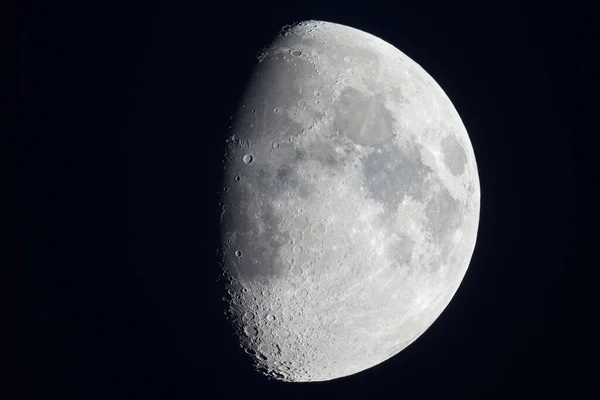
[218,20,480,382]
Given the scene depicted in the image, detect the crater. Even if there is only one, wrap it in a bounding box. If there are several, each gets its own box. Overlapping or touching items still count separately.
[242,154,255,164]
[244,326,259,336]
[310,221,326,237]
[292,214,309,229]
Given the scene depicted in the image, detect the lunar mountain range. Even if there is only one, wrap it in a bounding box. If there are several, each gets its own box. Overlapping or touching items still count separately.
[218,20,480,382]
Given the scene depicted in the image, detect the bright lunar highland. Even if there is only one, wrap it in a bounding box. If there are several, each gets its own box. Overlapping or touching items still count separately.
[218,20,480,382]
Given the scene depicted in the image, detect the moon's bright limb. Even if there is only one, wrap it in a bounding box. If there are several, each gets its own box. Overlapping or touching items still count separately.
[219,20,480,382]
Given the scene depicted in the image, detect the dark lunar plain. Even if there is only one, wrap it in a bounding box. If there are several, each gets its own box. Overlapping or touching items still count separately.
[15,0,598,399]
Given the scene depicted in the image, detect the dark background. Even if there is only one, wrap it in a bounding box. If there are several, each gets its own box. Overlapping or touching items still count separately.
[16,0,598,399]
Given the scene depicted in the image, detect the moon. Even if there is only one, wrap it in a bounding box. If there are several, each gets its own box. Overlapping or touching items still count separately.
[218,20,480,382]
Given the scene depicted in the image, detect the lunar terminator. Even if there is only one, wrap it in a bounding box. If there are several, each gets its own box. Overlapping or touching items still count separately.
[219,20,480,382]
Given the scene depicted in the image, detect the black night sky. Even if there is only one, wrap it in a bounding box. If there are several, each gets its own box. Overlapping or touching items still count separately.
[16,1,597,399]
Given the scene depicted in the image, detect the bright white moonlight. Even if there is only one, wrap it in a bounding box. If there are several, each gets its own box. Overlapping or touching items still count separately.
[219,20,480,382]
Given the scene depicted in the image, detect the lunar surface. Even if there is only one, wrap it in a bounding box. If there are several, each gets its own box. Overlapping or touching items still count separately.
[218,20,480,382]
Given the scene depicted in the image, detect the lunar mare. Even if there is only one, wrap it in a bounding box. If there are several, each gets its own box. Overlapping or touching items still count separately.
[219,20,480,382]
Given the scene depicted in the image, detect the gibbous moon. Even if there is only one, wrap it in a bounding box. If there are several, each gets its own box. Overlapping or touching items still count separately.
[218,20,480,382]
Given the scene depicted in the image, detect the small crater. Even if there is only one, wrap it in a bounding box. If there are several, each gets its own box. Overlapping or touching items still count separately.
[314,91,320,97]
[310,222,326,237]
[290,266,302,276]
[290,229,303,241]
[272,142,279,149]
[273,372,286,379]
[244,311,255,320]
[274,108,279,113]
[291,274,304,286]
[297,100,307,108]
[278,328,291,339]
[235,250,242,258]
[292,245,302,254]
[290,49,302,57]
[266,314,276,322]
[242,154,254,164]
[292,214,309,229]
[234,176,241,182]
[244,326,258,336]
